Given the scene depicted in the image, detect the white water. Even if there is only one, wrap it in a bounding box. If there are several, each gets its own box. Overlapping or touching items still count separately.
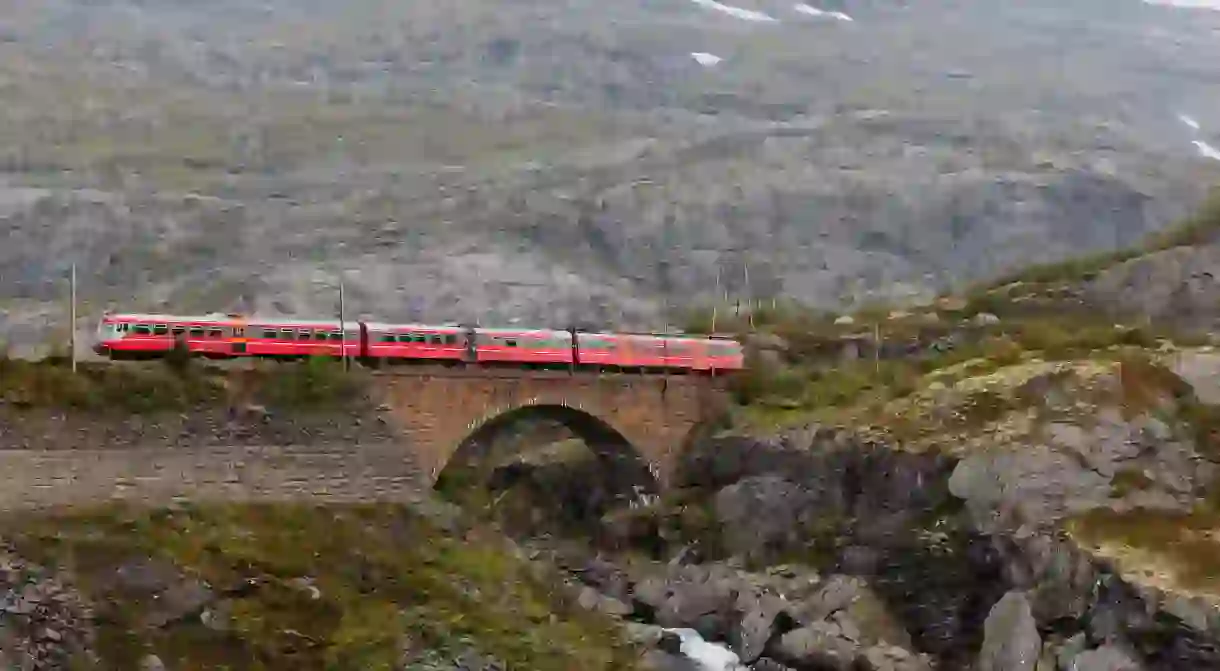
[688,0,778,23]
[794,3,855,21]
[662,628,746,670]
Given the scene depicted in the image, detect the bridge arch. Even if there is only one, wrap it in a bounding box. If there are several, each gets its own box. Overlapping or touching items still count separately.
[434,402,661,498]
[373,370,728,493]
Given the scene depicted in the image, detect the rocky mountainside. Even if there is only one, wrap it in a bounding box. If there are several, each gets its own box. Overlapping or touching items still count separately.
[2,0,1220,350]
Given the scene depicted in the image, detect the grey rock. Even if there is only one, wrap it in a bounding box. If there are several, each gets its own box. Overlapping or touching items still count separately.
[769,621,859,671]
[1055,633,1089,670]
[624,622,666,646]
[1067,645,1144,671]
[577,585,633,617]
[791,574,862,624]
[140,654,167,671]
[728,590,786,663]
[978,591,1041,671]
[640,649,702,671]
[861,644,935,671]
[713,476,815,562]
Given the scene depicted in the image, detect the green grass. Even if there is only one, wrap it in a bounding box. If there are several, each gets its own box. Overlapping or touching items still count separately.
[2,503,641,671]
[0,357,367,413]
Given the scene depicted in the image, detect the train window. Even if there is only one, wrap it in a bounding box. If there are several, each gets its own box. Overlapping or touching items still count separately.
[280,328,294,339]
[430,335,443,345]
[505,339,518,347]
[328,331,343,341]
[263,330,277,339]
[209,329,222,338]
[171,325,186,335]
[133,324,151,335]
[299,330,312,341]
[380,334,396,343]
[189,328,204,338]
[445,335,457,345]
[153,325,169,335]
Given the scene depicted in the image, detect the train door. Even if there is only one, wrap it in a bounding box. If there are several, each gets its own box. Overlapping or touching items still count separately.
[231,327,246,355]
[462,326,478,363]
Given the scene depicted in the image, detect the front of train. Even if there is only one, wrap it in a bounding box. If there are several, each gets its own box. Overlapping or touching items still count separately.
[92,314,123,356]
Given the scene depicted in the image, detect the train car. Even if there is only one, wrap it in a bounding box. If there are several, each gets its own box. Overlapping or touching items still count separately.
[94,312,242,359]
[474,328,573,367]
[575,331,744,373]
[704,335,745,372]
[363,322,467,364]
[244,319,357,359]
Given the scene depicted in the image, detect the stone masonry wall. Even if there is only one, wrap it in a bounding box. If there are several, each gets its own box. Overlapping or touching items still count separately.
[0,442,423,511]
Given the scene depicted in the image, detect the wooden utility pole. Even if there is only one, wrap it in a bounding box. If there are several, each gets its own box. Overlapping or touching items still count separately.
[873,321,881,375]
[69,263,77,373]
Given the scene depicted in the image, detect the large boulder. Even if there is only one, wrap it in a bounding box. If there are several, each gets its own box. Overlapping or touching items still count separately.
[977,591,1041,671]
[712,475,817,562]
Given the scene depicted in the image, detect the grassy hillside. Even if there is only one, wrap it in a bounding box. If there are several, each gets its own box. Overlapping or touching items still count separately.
[1,502,640,670]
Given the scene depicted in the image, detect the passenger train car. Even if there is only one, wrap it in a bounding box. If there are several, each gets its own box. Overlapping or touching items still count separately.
[92,312,744,374]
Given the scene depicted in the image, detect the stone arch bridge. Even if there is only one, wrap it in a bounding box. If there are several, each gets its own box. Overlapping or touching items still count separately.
[373,368,732,491]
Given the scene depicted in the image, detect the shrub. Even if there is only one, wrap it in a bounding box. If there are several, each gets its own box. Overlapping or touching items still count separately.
[259,357,365,408]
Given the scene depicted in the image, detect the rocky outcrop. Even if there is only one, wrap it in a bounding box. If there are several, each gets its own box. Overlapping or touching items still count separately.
[596,384,1220,671]
[569,557,933,671]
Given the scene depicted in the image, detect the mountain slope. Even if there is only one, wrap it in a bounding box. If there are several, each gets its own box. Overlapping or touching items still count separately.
[2,0,1220,349]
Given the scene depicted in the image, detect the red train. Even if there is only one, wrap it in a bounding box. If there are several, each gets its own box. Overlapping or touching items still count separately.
[92,312,745,374]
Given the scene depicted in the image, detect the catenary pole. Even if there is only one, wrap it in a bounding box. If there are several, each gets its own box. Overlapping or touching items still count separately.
[339,276,349,371]
[70,263,77,373]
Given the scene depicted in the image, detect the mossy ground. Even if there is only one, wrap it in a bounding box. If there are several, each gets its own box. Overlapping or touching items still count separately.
[1067,508,1220,601]
[1,503,641,671]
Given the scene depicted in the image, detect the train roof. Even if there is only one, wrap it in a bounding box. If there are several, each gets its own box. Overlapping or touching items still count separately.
[104,312,238,324]
[364,322,465,332]
[247,319,344,328]
[477,327,571,336]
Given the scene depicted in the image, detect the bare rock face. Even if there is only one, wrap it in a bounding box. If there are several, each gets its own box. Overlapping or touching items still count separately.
[712,475,818,564]
[977,591,1041,671]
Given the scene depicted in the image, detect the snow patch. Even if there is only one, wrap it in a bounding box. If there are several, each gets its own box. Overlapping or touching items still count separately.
[689,0,778,23]
[794,3,855,21]
[690,51,724,66]
[1193,140,1220,161]
[1143,0,1220,10]
[1179,113,1202,130]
